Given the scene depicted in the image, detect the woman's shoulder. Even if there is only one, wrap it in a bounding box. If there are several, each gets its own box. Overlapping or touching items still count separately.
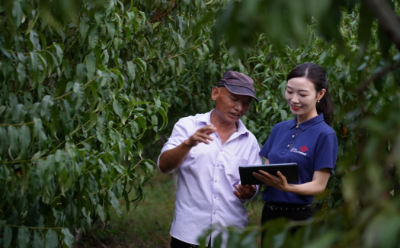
[313,121,337,137]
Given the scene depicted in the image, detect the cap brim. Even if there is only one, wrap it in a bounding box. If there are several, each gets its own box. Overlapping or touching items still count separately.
[224,85,259,103]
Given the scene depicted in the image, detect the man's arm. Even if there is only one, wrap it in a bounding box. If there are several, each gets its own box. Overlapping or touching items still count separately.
[159,125,217,173]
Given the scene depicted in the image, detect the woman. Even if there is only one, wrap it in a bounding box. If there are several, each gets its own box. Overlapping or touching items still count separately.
[254,63,338,239]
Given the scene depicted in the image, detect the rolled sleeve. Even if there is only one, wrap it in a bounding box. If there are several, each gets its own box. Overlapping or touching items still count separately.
[157,117,194,172]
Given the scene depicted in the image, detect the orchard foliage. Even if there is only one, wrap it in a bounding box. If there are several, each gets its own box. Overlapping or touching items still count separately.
[1,0,400,247]
[0,0,195,247]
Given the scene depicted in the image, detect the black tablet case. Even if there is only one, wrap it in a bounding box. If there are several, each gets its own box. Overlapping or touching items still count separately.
[239,163,298,185]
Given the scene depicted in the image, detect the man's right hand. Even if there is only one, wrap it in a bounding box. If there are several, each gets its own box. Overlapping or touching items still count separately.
[159,125,217,173]
[183,125,217,147]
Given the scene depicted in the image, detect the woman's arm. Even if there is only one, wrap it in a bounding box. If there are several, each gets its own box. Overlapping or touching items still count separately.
[253,168,331,196]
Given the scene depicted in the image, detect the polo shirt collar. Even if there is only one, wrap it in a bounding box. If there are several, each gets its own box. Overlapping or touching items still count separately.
[290,114,324,131]
[197,110,249,135]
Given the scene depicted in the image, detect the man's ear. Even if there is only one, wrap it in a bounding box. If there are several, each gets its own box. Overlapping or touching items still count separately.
[211,86,219,101]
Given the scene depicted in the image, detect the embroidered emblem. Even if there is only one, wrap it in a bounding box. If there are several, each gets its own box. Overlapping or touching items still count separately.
[299,146,309,152]
[290,147,307,156]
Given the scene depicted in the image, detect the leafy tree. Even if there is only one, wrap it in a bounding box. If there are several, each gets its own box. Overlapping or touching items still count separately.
[0,0,175,246]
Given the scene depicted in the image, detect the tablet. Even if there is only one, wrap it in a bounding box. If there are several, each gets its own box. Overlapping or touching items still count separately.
[239,163,298,185]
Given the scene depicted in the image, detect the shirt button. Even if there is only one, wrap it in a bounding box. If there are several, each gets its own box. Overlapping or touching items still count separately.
[214,196,216,199]
[213,212,216,215]
[214,180,217,183]
[287,145,290,147]
[292,135,294,138]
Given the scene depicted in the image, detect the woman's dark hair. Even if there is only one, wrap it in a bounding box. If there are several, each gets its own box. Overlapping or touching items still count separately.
[287,62,333,126]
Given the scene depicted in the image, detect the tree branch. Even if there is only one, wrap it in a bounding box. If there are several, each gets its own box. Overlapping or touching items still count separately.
[356,60,400,93]
[364,0,400,51]
[149,0,183,23]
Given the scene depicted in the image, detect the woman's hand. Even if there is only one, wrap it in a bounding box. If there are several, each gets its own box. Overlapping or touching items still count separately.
[253,168,331,195]
[253,171,292,192]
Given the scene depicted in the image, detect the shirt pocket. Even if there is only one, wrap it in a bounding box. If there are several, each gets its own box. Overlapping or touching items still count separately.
[226,156,248,185]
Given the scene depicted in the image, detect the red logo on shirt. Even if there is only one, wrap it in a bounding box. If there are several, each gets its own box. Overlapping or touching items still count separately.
[299,146,309,152]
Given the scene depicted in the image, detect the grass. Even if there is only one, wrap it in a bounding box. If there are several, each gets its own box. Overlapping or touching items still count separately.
[76,171,264,248]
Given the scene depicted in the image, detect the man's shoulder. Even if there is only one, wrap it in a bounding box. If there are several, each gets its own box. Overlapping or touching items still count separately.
[174,111,210,131]
[177,112,209,123]
[238,122,258,143]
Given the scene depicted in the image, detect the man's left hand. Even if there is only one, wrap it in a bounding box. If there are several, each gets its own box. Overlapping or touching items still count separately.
[234,184,257,200]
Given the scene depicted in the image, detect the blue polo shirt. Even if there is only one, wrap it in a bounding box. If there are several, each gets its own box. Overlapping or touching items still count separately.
[259,114,338,205]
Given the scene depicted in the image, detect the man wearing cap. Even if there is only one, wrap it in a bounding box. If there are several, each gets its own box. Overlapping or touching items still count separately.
[158,71,262,248]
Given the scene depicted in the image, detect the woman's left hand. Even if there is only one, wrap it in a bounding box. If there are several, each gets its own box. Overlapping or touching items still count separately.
[253,170,291,192]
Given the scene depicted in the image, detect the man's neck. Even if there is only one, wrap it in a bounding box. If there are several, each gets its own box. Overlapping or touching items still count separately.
[210,111,238,144]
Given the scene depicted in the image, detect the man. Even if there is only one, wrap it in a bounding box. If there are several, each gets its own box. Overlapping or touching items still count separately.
[158,71,262,248]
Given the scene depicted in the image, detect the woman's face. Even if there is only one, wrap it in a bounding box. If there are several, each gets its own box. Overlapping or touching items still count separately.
[285,77,325,123]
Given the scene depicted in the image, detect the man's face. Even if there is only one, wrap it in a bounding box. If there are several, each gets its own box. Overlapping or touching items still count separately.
[212,86,252,124]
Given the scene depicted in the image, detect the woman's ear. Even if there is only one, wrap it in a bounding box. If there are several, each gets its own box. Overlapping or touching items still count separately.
[318,89,326,101]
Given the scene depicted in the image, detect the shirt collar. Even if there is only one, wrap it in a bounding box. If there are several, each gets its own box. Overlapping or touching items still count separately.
[196,110,249,135]
[290,114,324,130]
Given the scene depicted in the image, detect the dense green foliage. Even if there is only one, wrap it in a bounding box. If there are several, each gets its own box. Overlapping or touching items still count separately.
[1,0,400,247]
[0,0,173,247]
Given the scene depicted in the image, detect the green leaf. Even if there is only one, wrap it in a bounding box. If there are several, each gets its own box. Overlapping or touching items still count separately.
[53,43,64,65]
[33,231,44,248]
[29,30,40,50]
[106,22,116,37]
[127,61,136,82]
[12,104,27,123]
[44,230,58,248]
[30,52,39,73]
[18,226,30,248]
[88,29,99,51]
[137,140,143,157]
[134,58,147,72]
[61,228,74,248]
[80,17,90,41]
[112,99,124,121]
[3,226,12,248]
[96,204,106,222]
[157,107,168,130]
[40,95,54,120]
[73,82,85,110]
[86,52,96,80]
[118,139,126,158]
[12,0,23,28]
[108,190,122,217]
[19,125,31,157]
[37,52,48,84]
[8,125,19,154]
